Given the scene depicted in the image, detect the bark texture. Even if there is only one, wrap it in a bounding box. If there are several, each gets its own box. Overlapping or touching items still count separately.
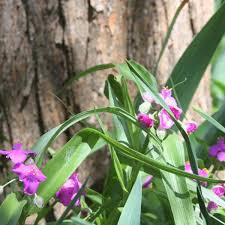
[0,0,213,214]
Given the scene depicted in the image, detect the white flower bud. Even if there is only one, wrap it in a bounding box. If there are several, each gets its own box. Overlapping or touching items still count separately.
[138,102,151,113]
[34,195,44,208]
[156,129,167,140]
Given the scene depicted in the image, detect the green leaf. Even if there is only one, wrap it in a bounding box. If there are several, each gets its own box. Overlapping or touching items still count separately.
[166,2,225,114]
[194,107,225,133]
[95,110,127,193]
[0,193,26,225]
[33,106,160,166]
[161,134,196,225]
[77,127,224,184]
[86,188,103,205]
[30,135,92,214]
[117,176,142,225]
[58,63,115,94]
[193,102,225,158]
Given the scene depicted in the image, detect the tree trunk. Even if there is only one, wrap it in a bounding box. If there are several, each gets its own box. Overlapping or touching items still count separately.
[0,0,213,210]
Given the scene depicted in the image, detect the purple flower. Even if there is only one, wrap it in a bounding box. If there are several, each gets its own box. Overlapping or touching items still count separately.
[158,109,174,129]
[207,201,218,212]
[137,113,154,128]
[212,185,225,197]
[56,172,82,206]
[0,143,36,164]
[12,163,46,195]
[142,92,154,104]
[185,121,198,134]
[209,138,225,162]
[142,175,153,188]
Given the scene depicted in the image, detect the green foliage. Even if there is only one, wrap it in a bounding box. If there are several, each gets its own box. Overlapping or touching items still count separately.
[0,193,26,225]
[167,1,225,115]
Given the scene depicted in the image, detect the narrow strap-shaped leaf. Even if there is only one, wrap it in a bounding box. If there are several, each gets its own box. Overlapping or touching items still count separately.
[33,106,161,166]
[194,107,225,133]
[117,176,142,225]
[77,127,224,184]
[58,63,115,94]
[160,134,196,225]
[166,2,225,114]
[0,193,26,225]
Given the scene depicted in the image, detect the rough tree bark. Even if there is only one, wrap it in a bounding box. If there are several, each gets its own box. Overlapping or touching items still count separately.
[0,0,213,219]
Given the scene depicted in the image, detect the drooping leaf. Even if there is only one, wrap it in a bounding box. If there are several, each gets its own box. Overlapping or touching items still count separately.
[77,127,224,184]
[33,106,160,166]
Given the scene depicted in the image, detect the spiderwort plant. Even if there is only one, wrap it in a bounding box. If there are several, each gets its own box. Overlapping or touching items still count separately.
[1,4,225,222]
[1,62,225,225]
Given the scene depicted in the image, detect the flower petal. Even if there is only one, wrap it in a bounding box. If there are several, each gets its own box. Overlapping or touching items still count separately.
[217,151,225,162]
[0,150,9,156]
[158,109,174,129]
[23,178,40,195]
[207,201,218,212]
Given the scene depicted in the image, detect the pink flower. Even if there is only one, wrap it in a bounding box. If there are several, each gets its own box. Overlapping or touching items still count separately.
[185,162,208,186]
[207,185,225,213]
[185,121,198,134]
[142,175,153,188]
[56,173,82,206]
[170,105,182,120]
[158,109,174,129]
[137,113,154,128]
[142,92,154,104]
[207,201,218,212]
[212,185,225,197]
[160,88,177,107]
[185,162,208,177]
[209,138,225,162]
[12,163,46,195]
[0,143,36,164]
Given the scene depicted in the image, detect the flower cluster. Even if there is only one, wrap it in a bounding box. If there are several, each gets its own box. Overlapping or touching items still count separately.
[137,88,197,134]
[207,184,225,212]
[0,143,46,196]
[209,137,225,162]
[56,172,82,206]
